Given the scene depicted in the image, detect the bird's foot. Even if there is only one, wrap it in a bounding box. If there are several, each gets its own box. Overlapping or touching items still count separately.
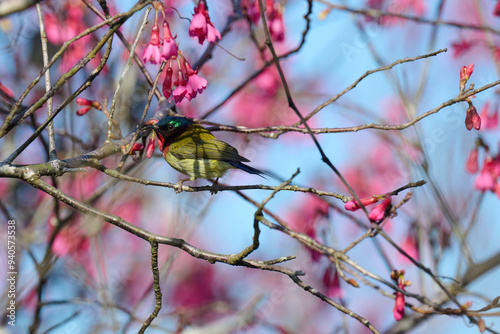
[210,178,220,195]
[174,179,185,193]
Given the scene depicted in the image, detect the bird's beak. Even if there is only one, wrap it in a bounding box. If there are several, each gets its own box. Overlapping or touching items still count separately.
[139,124,158,135]
[142,124,157,130]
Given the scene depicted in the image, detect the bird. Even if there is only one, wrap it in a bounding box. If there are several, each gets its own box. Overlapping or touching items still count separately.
[143,116,265,193]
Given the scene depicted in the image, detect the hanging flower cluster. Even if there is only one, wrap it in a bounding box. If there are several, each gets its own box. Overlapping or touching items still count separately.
[466,139,500,197]
[241,0,286,42]
[44,2,100,73]
[162,56,207,103]
[141,1,219,104]
[189,0,221,45]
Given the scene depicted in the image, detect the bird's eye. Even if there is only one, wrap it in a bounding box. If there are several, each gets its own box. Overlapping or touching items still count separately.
[168,124,175,130]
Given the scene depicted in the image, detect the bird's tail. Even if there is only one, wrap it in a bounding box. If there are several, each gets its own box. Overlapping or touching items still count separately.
[230,161,267,178]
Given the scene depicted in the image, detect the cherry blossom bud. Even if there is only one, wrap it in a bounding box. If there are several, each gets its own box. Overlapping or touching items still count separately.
[130,143,144,152]
[460,64,474,82]
[162,67,173,99]
[146,132,156,159]
[391,270,407,321]
[347,278,359,288]
[76,106,91,116]
[121,143,144,155]
[76,97,92,106]
[368,196,392,221]
[465,105,481,131]
[0,82,14,97]
[393,286,405,321]
[344,197,378,211]
[459,64,474,92]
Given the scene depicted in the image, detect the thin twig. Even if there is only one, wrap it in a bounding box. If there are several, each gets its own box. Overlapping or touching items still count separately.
[257,0,370,222]
[107,7,151,142]
[289,274,381,334]
[0,0,152,138]
[315,0,500,36]
[299,49,447,125]
[36,3,56,160]
[138,241,162,333]
[228,169,300,264]
[2,28,116,165]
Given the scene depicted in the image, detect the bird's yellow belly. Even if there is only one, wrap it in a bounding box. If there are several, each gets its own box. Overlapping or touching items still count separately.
[165,152,232,180]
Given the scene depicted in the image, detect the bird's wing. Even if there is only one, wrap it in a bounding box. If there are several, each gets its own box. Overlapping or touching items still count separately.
[170,139,250,162]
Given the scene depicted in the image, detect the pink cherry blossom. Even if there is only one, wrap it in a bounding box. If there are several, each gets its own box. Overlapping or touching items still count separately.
[473,154,500,194]
[52,226,90,257]
[171,74,207,103]
[479,102,499,130]
[189,1,221,45]
[206,23,221,43]
[241,0,261,24]
[161,21,178,61]
[475,163,496,191]
[255,67,281,95]
[322,266,343,299]
[186,74,207,97]
[164,56,207,103]
[269,9,285,42]
[171,85,189,104]
[400,234,419,262]
[451,39,476,58]
[465,147,479,174]
[189,11,208,44]
[44,3,99,73]
[142,24,161,64]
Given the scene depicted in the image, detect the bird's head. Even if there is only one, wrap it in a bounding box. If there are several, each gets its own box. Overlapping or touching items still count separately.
[142,116,195,147]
